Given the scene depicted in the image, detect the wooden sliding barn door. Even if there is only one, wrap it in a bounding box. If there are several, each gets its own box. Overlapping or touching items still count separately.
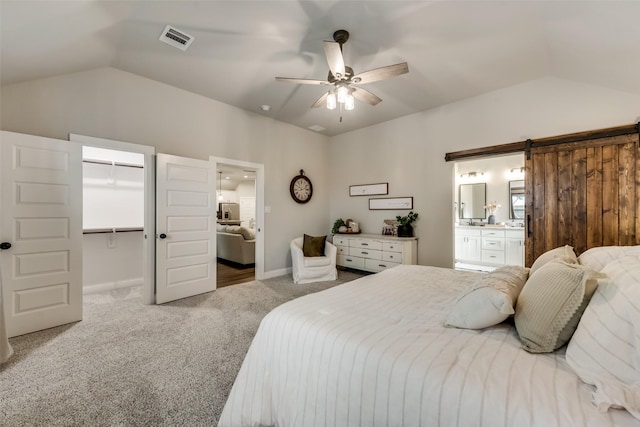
[525,133,640,266]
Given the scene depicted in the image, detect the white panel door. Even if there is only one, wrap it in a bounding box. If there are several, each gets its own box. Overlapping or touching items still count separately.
[0,131,82,337]
[156,154,216,304]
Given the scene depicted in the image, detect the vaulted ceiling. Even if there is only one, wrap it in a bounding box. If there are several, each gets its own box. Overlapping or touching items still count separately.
[2,1,639,136]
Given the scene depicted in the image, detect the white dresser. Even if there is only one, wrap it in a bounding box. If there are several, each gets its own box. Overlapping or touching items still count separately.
[333,234,418,273]
[455,226,524,268]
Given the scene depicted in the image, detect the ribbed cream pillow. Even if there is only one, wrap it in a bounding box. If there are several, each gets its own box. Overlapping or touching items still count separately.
[566,256,640,420]
[445,266,529,329]
[514,260,604,353]
[529,245,578,277]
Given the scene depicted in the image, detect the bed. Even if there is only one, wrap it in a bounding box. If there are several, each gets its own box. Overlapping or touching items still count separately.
[218,250,640,426]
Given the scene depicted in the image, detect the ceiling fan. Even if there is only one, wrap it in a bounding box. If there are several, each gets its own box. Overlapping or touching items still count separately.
[276,29,409,112]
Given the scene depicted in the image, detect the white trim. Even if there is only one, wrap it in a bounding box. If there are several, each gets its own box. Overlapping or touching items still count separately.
[263,267,292,280]
[69,134,156,305]
[210,156,265,280]
[83,278,143,295]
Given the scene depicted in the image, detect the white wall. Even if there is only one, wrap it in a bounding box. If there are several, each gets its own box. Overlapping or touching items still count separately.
[3,71,639,271]
[330,77,640,268]
[82,232,143,292]
[0,67,331,274]
[236,180,256,198]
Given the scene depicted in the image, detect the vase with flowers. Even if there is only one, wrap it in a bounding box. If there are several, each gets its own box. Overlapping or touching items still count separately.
[484,201,501,224]
[395,211,419,237]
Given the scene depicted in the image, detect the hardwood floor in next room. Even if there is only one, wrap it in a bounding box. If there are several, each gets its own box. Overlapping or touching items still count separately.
[216,260,255,288]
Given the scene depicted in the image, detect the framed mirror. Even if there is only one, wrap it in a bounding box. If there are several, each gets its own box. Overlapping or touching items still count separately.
[509,180,525,219]
[459,183,486,219]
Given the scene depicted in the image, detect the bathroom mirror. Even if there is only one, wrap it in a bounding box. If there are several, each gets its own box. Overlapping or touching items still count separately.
[459,183,486,219]
[509,180,525,219]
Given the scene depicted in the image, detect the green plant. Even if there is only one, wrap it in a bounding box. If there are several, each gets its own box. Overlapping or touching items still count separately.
[396,211,418,226]
[331,218,345,234]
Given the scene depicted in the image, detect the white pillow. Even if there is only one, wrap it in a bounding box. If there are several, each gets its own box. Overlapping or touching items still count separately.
[445,265,529,329]
[566,255,640,420]
[529,245,577,277]
[514,260,604,353]
[578,245,640,272]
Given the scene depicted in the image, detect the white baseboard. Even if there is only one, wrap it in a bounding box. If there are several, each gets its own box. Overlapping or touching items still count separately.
[262,267,292,280]
[83,277,143,295]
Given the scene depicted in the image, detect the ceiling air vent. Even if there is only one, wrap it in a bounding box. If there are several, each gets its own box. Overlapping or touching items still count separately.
[159,25,194,51]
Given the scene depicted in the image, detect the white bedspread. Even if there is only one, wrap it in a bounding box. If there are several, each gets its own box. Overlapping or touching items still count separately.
[218,265,639,427]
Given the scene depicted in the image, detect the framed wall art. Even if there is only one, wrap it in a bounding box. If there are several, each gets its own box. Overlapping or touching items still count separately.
[349,183,388,197]
[368,196,413,210]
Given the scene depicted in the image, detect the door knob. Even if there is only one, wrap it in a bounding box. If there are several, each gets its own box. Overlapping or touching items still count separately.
[159,233,167,239]
[0,242,12,250]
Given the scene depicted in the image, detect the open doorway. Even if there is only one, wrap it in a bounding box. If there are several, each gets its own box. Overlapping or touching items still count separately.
[70,134,155,304]
[453,153,525,272]
[215,163,257,287]
[211,156,265,286]
[81,146,145,295]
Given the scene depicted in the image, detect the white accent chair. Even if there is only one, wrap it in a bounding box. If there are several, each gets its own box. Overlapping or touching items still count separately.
[290,237,338,284]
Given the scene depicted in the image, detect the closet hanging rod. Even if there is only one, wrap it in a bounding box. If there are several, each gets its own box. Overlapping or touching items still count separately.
[83,159,144,169]
[83,227,144,235]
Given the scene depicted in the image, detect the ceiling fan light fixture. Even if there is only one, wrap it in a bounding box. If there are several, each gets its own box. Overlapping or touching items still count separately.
[326,91,337,110]
[337,84,349,104]
[345,93,355,111]
[275,29,409,118]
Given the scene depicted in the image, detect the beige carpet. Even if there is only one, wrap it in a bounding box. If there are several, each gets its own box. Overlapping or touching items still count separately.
[0,270,364,426]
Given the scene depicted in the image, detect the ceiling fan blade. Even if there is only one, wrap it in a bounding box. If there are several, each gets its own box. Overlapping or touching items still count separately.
[275,77,330,85]
[323,41,346,79]
[352,87,382,106]
[311,92,329,108]
[352,62,409,84]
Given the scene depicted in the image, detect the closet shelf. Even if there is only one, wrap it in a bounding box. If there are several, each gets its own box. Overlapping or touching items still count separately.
[83,227,144,234]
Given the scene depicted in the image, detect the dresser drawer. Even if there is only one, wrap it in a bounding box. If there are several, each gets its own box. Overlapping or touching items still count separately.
[338,254,365,269]
[349,247,382,260]
[482,250,505,264]
[351,239,383,250]
[382,242,402,253]
[482,238,504,251]
[481,229,505,238]
[333,236,350,246]
[382,251,402,263]
[336,246,348,255]
[365,258,400,272]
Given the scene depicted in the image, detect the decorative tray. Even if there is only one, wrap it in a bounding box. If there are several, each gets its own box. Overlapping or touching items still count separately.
[337,231,361,234]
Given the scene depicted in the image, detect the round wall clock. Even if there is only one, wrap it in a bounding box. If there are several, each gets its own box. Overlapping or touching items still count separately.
[290,169,313,204]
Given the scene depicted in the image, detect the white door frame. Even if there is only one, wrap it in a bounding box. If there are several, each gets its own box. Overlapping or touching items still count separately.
[210,156,265,280]
[69,134,156,304]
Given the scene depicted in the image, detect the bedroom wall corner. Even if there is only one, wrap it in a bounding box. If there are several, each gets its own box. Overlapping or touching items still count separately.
[328,77,640,268]
[0,67,333,275]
